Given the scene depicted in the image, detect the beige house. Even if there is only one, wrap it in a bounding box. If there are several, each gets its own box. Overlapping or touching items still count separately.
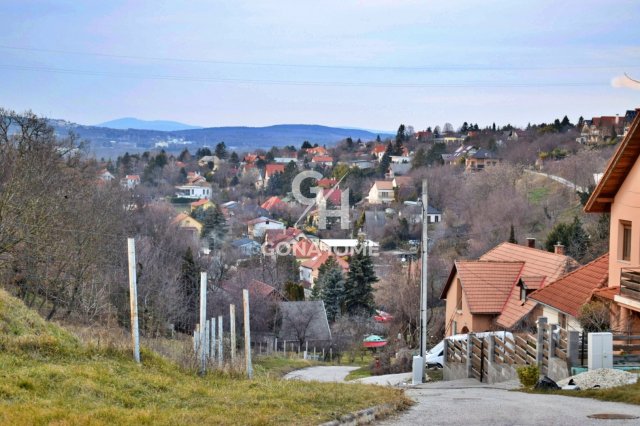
[368,180,395,204]
[440,242,578,336]
[585,108,640,333]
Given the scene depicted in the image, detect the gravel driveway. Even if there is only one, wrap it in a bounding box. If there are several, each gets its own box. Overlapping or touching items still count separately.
[378,379,640,426]
[283,366,359,382]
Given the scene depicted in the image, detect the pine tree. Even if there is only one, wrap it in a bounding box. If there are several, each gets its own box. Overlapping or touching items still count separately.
[394,124,406,155]
[177,247,199,333]
[319,265,345,322]
[201,205,228,250]
[378,142,393,177]
[343,241,378,315]
[215,141,228,160]
[229,151,239,165]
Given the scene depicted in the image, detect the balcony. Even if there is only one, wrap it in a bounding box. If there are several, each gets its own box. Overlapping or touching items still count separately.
[620,268,640,302]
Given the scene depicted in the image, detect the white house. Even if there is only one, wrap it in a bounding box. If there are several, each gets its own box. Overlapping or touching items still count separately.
[120,174,140,189]
[247,216,285,239]
[197,155,221,169]
[175,184,211,200]
[368,181,395,204]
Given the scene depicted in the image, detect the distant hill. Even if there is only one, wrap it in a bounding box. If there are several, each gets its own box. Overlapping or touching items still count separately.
[50,119,391,158]
[97,117,202,131]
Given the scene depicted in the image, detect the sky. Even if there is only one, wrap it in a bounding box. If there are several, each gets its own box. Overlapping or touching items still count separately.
[1,0,639,131]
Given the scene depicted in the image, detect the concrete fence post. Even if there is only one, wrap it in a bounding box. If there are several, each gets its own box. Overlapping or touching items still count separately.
[466,333,474,378]
[442,338,448,369]
[567,330,580,367]
[536,317,547,366]
[548,323,557,361]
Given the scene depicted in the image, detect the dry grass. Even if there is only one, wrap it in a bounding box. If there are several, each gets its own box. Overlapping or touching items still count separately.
[0,290,411,424]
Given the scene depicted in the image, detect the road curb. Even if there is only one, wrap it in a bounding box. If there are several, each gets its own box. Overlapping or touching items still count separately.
[319,402,400,426]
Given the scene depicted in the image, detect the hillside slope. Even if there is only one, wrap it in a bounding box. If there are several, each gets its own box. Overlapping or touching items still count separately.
[0,290,407,425]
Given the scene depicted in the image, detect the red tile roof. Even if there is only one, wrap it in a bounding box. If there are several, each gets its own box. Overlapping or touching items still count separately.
[311,155,334,163]
[317,178,338,188]
[248,279,282,299]
[190,199,211,207]
[265,227,302,246]
[301,251,348,272]
[320,188,343,205]
[480,242,578,283]
[306,146,328,155]
[592,285,619,301]
[453,260,524,314]
[372,144,387,154]
[265,163,285,177]
[374,180,394,190]
[529,253,609,317]
[261,196,286,211]
[292,239,323,259]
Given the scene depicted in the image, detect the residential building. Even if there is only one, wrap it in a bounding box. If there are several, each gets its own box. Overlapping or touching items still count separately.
[372,144,387,160]
[264,163,285,187]
[97,169,115,183]
[465,149,500,171]
[368,181,395,204]
[261,196,287,213]
[584,108,640,333]
[120,174,140,189]
[529,254,609,331]
[231,238,262,256]
[175,183,211,200]
[306,146,328,156]
[246,216,285,239]
[190,198,214,213]
[311,155,334,166]
[317,238,379,256]
[440,241,579,336]
[299,252,349,286]
[172,213,203,241]
[197,155,221,169]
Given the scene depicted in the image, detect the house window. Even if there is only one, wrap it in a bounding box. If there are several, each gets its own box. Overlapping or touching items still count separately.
[621,221,632,261]
[559,313,567,329]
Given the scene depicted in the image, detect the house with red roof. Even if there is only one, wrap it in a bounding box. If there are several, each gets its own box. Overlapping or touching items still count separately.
[584,108,640,334]
[440,241,579,336]
[310,155,334,166]
[529,253,609,331]
[120,174,140,189]
[316,187,345,208]
[306,146,328,156]
[264,227,305,249]
[372,144,387,160]
[190,198,214,213]
[317,178,338,189]
[264,163,285,187]
[261,196,287,213]
[299,251,349,287]
[367,180,395,204]
[291,239,324,263]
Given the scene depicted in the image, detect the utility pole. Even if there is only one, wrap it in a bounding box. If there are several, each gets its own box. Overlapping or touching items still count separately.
[199,272,207,375]
[412,180,428,384]
[421,179,428,359]
[127,238,140,363]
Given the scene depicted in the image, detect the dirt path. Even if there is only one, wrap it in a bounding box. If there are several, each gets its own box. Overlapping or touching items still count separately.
[283,366,359,382]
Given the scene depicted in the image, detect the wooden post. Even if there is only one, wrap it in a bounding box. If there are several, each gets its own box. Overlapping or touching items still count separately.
[218,315,224,368]
[199,272,207,375]
[243,289,253,378]
[466,333,474,378]
[127,238,141,363]
[230,304,237,363]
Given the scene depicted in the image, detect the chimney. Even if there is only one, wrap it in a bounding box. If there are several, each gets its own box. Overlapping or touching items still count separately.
[526,238,536,249]
[554,242,565,255]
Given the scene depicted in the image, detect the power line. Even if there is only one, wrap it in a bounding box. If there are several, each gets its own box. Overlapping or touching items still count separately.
[1,44,638,72]
[0,63,609,88]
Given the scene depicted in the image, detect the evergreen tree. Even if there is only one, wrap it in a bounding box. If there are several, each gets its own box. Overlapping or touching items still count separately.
[508,224,517,244]
[196,147,212,158]
[317,257,345,322]
[377,142,393,177]
[215,141,228,160]
[201,205,228,250]
[229,151,239,165]
[376,135,381,143]
[177,247,199,333]
[343,240,378,315]
[544,216,590,260]
[412,147,428,169]
[178,148,191,162]
[301,140,313,150]
[283,281,305,301]
[394,124,406,155]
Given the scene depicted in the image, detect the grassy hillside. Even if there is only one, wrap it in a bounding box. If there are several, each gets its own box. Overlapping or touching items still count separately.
[0,290,409,425]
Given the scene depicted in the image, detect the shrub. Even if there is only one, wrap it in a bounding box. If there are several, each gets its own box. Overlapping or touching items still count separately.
[516,364,540,388]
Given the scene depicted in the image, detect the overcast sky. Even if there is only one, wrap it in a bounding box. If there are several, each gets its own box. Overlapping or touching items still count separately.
[1,0,639,130]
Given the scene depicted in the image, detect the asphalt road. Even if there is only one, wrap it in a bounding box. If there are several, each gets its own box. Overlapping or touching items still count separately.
[379,379,640,426]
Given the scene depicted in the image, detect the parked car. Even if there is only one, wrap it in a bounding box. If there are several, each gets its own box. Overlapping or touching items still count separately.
[426,331,514,368]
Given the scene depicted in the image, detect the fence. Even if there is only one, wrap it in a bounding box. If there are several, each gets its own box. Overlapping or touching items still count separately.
[444,317,579,383]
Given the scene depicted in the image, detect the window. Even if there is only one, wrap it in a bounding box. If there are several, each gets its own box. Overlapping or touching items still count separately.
[559,313,567,329]
[520,286,527,302]
[621,221,632,261]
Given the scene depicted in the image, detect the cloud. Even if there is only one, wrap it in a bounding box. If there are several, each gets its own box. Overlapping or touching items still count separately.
[611,74,640,90]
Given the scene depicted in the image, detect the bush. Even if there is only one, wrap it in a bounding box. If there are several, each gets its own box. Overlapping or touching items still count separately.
[516,364,540,388]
